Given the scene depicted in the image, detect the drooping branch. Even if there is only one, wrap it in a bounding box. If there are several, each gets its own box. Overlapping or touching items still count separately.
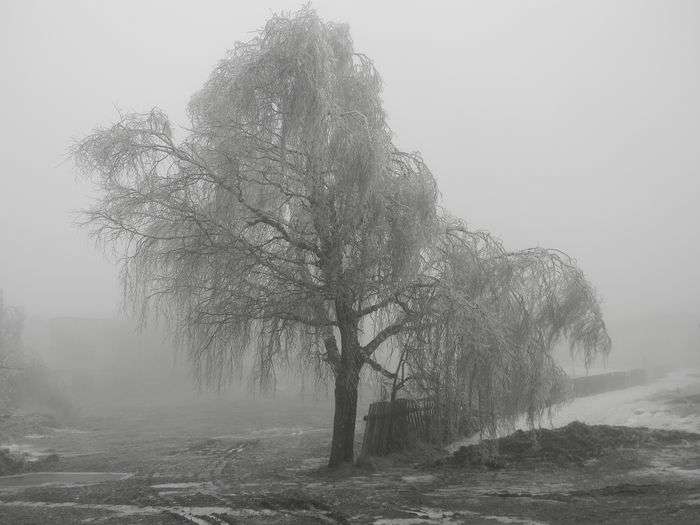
[364,355,397,380]
[400,218,611,441]
[74,7,442,396]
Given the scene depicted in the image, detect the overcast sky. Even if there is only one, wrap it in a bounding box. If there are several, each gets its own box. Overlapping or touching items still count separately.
[1,1,698,365]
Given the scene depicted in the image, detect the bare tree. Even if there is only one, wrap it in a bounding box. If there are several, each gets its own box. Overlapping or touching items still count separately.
[74,7,438,467]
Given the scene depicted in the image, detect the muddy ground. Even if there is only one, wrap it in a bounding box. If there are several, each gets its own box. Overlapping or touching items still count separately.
[1,373,699,524]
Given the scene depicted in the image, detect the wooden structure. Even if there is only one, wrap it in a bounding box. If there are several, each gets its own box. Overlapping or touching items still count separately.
[360,398,438,457]
[360,368,655,458]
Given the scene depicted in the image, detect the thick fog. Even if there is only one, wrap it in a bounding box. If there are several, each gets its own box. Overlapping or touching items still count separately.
[1,0,699,374]
[2,5,700,523]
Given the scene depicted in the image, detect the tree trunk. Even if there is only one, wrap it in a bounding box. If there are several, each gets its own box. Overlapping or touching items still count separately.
[328,366,360,467]
[328,301,362,468]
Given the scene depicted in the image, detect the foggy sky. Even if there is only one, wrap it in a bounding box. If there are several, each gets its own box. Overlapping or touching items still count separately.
[1,1,699,366]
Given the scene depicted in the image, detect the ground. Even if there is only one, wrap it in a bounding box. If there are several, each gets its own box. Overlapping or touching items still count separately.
[1,371,699,524]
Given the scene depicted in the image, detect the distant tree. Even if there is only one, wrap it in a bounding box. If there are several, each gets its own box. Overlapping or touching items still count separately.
[0,292,25,410]
[0,292,23,372]
[74,7,438,466]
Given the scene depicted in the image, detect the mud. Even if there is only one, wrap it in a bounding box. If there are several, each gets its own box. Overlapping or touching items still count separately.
[0,373,699,523]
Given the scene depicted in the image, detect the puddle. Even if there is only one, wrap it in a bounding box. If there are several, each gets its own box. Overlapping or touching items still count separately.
[52,427,92,434]
[373,507,465,525]
[0,472,132,490]
[150,481,219,497]
[482,516,547,525]
[401,475,436,483]
[151,481,213,490]
[632,466,700,480]
[373,507,547,525]
[213,427,328,440]
[0,501,277,522]
[427,480,573,499]
[288,457,326,472]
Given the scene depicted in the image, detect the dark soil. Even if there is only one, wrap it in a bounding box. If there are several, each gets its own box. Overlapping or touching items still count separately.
[2,387,700,524]
[447,421,700,468]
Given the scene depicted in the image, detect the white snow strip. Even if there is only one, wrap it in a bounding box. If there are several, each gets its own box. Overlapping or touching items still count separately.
[212,427,328,440]
[534,369,700,433]
[150,482,214,490]
[448,369,700,451]
[373,507,547,525]
[0,472,132,490]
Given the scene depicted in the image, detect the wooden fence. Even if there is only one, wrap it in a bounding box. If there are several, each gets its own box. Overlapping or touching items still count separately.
[360,398,437,457]
[360,368,654,458]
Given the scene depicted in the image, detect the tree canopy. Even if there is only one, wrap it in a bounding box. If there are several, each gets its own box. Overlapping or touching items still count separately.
[401,219,611,441]
[74,6,610,466]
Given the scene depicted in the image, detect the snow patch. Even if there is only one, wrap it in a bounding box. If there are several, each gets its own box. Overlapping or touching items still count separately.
[373,507,547,525]
[151,481,214,490]
[447,369,700,452]
[0,472,132,490]
[0,500,277,520]
[0,443,53,462]
[401,474,436,483]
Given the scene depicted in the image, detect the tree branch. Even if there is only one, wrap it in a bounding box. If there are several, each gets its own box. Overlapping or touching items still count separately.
[361,319,407,357]
[364,355,396,380]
